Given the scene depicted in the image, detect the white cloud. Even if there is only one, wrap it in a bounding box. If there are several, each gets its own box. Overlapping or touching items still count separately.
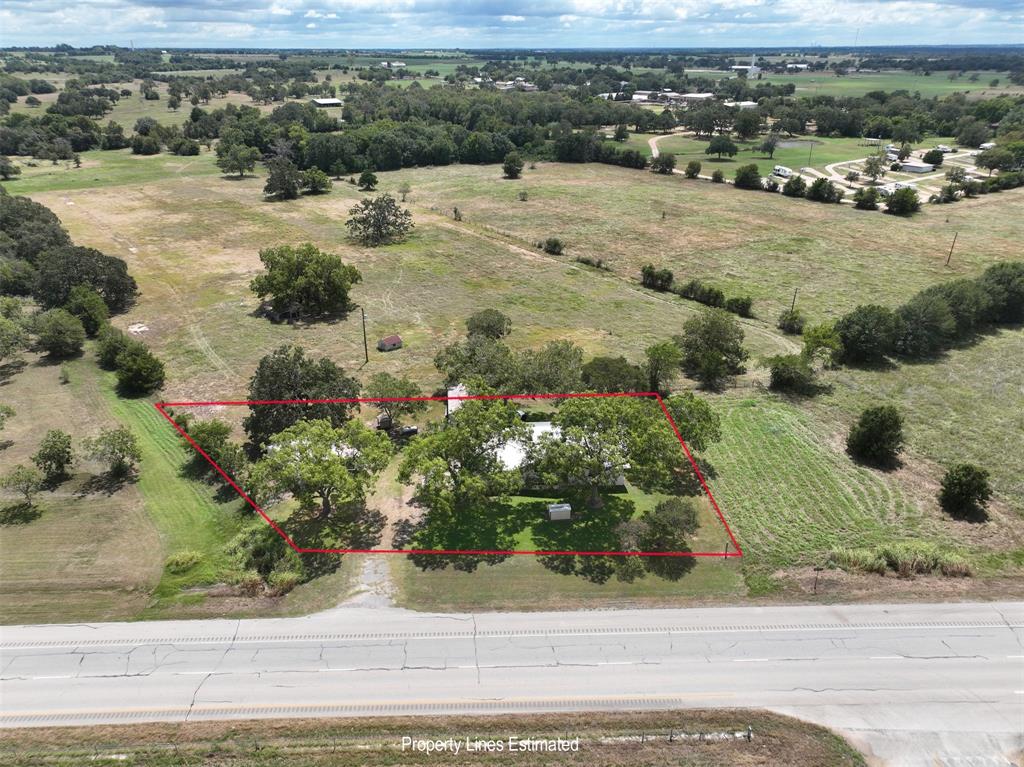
[500,14,526,22]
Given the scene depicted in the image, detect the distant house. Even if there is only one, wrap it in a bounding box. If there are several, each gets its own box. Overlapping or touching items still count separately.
[377,334,403,352]
[786,63,809,70]
[310,97,343,108]
[678,92,715,105]
[724,100,759,110]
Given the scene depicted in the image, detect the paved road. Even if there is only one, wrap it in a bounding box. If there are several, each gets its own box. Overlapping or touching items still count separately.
[2,600,1022,766]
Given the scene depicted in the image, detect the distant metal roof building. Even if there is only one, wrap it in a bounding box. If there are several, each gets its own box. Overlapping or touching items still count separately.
[310,97,343,107]
[377,334,403,351]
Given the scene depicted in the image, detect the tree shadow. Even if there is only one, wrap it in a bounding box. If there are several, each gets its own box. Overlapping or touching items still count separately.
[0,359,27,385]
[77,471,136,496]
[0,502,42,525]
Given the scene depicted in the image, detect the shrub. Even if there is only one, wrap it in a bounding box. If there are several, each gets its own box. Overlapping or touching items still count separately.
[32,429,74,481]
[776,308,806,334]
[36,309,85,358]
[165,550,203,574]
[640,264,673,291]
[835,304,902,363]
[466,309,512,339]
[766,354,816,393]
[517,190,528,202]
[852,187,880,210]
[96,324,131,369]
[805,177,844,203]
[762,177,779,193]
[267,569,302,596]
[300,168,332,194]
[922,148,944,166]
[724,296,753,318]
[684,160,701,178]
[168,137,200,156]
[131,135,161,155]
[894,292,956,358]
[733,163,761,190]
[357,170,377,190]
[650,153,676,175]
[115,342,165,395]
[977,262,1024,323]
[846,405,904,466]
[885,187,921,216]
[710,169,724,183]
[781,175,807,197]
[939,463,992,519]
[829,542,971,578]
[674,307,748,389]
[64,285,108,337]
[542,237,564,255]
[502,151,524,179]
[575,256,609,270]
[674,279,725,308]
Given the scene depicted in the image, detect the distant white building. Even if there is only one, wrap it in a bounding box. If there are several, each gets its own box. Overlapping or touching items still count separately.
[310,97,343,107]
[900,160,934,173]
[786,63,809,70]
[724,100,759,110]
[679,92,715,105]
[731,55,761,78]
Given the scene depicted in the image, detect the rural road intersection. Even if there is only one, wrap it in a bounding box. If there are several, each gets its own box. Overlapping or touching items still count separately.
[1,600,1021,766]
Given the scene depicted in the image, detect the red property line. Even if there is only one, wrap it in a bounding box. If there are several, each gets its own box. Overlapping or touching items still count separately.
[154,392,743,558]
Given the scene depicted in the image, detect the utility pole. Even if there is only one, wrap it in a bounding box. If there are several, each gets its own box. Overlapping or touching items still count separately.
[359,306,369,365]
[946,231,958,267]
[790,287,799,312]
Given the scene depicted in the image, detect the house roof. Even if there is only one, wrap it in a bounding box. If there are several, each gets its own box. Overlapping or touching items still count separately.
[379,334,402,345]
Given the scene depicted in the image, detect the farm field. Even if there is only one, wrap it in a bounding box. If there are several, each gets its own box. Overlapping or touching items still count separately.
[2,153,1022,619]
[754,69,1024,99]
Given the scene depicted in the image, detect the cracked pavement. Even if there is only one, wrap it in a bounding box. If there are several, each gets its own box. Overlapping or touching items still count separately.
[1,600,1021,766]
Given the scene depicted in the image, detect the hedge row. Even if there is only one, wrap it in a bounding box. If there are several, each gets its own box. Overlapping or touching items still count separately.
[640,265,754,318]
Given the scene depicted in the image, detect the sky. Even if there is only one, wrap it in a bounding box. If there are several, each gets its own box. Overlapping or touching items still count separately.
[1,0,1023,49]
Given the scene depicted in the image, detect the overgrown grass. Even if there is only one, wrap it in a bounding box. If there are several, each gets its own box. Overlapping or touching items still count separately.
[830,541,972,577]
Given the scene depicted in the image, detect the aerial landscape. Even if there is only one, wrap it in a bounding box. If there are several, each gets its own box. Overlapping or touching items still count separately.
[0,2,1021,765]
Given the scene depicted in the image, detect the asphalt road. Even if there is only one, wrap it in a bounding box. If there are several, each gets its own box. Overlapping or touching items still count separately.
[2,600,1022,766]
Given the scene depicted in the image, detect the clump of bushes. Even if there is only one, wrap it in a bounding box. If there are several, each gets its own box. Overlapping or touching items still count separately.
[639,266,754,317]
[674,279,726,308]
[782,176,807,197]
[165,550,203,574]
[765,354,816,393]
[776,308,805,334]
[542,237,564,255]
[575,256,610,271]
[939,463,992,520]
[640,264,674,291]
[733,164,761,190]
[724,295,753,318]
[829,541,972,578]
[805,178,844,204]
[683,160,701,178]
[846,404,904,467]
[95,324,165,395]
[710,169,724,183]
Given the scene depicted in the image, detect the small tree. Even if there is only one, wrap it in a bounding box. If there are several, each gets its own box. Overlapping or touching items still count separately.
[684,159,701,178]
[84,427,142,477]
[300,168,332,195]
[710,169,724,183]
[782,175,807,197]
[613,124,629,142]
[939,464,992,519]
[0,155,21,180]
[644,340,683,393]
[844,170,860,187]
[777,308,805,334]
[32,430,74,482]
[805,178,844,203]
[2,465,43,506]
[251,243,361,318]
[64,285,109,337]
[263,156,301,200]
[733,164,761,189]
[862,153,888,182]
[922,149,944,166]
[674,308,748,389]
[329,160,347,179]
[766,354,816,393]
[397,181,411,201]
[345,195,413,246]
[365,373,428,429]
[706,135,738,159]
[853,187,881,210]
[36,309,86,358]
[885,187,920,216]
[357,170,378,190]
[846,405,904,467]
[502,151,524,179]
[651,153,676,175]
[836,304,901,364]
[115,343,166,395]
[759,133,779,158]
[466,309,512,339]
[215,145,260,178]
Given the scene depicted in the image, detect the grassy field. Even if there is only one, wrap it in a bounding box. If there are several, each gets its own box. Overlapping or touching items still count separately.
[753,70,1024,99]
[2,152,1021,618]
[0,710,865,767]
